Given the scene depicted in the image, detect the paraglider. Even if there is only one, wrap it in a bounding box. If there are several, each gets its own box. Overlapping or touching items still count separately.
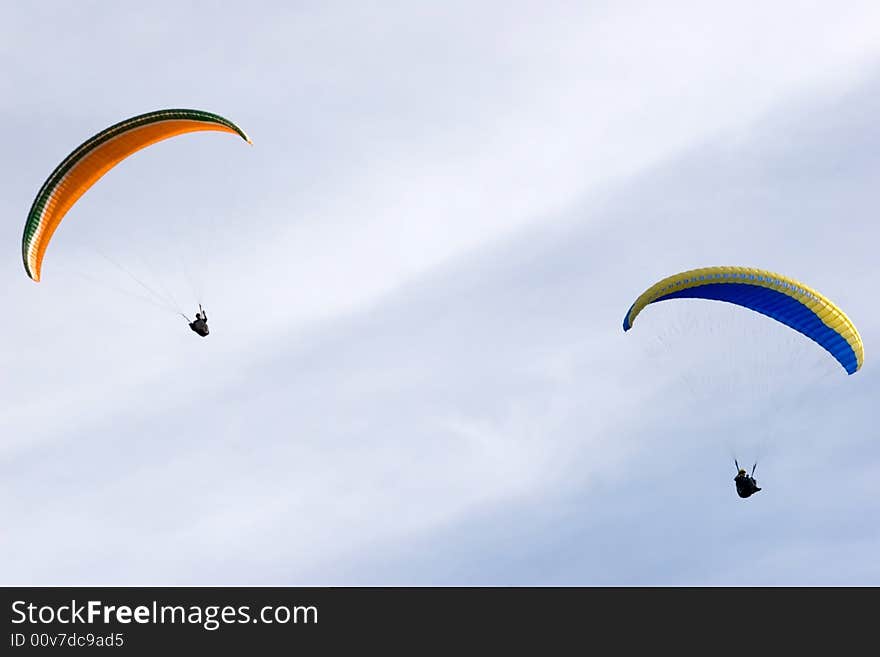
[187,305,210,337]
[22,108,251,283]
[623,266,864,498]
[622,266,864,375]
[734,460,761,499]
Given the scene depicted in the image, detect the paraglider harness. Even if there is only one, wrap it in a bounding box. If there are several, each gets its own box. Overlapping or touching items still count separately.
[734,460,761,498]
[185,305,209,337]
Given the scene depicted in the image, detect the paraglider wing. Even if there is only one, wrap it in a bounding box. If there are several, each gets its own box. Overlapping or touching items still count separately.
[622,266,864,375]
[22,109,251,282]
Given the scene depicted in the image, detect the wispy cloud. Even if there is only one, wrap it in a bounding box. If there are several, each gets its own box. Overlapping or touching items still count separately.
[1,2,878,585]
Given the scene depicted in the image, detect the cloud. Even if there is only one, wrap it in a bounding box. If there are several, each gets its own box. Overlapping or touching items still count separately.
[1,2,879,584]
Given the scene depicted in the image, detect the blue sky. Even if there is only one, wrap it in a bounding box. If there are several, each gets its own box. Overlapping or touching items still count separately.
[1,2,879,585]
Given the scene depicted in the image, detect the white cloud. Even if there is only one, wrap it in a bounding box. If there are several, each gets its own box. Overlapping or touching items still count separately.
[1,2,879,584]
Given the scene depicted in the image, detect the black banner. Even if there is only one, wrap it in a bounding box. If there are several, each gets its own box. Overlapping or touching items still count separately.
[0,587,871,651]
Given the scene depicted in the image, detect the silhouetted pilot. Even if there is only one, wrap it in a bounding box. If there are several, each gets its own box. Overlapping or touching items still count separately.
[734,460,761,498]
[188,305,209,337]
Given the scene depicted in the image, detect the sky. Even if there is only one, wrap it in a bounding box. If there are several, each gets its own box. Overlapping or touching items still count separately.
[1,1,879,585]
